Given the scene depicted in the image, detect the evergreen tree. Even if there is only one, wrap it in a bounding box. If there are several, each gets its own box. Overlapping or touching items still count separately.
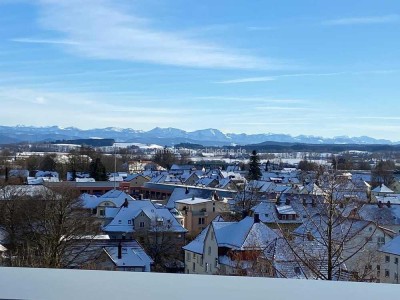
[89,157,107,181]
[247,150,262,180]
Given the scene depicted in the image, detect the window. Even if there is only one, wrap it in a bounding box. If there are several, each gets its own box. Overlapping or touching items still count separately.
[200,257,203,266]
[215,258,219,268]
[385,255,390,263]
[198,217,205,225]
[205,263,209,272]
[377,236,385,246]
[186,252,191,262]
[396,257,399,265]
[385,269,390,278]
[193,253,196,260]
[213,207,215,212]
[377,265,380,277]
[364,264,372,272]
[140,221,145,228]
[99,209,105,216]
[211,232,214,241]
[192,262,196,272]
[395,272,398,280]
[208,246,211,255]
[128,220,131,225]
[294,267,301,275]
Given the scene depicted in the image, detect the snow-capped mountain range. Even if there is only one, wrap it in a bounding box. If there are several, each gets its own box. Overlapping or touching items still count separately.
[0,125,396,146]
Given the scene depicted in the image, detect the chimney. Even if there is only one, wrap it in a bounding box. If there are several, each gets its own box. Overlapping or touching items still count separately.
[387,201,391,208]
[185,186,189,194]
[118,242,122,259]
[121,198,129,208]
[254,213,260,223]
[192,195,195,201]
[378,201,383,208]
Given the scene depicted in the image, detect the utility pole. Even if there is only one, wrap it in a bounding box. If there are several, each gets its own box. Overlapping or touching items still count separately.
[114,144,117,190]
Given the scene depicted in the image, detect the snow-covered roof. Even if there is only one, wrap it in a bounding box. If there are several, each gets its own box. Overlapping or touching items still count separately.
[359,204,400,226]
[104,242,153,269]
[196,177,217,187]
[213,217,277,250]
[175,197,212,205]
[182,225,210,254]
[376,195,400,205]
[103,200,187,233]
[300,183,324,195]
[372,184,394,194]
[379,235,400,255]
[166,186,235,209]
[293,215,372,241]
[98,190,135,207]
[275,205,296,215]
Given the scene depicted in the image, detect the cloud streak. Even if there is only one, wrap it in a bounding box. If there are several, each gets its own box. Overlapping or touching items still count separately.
[216,76,275,84]
[11,38,79,45]
[216,69,400,84]
[324,14,400,25]
[30,0,276,70]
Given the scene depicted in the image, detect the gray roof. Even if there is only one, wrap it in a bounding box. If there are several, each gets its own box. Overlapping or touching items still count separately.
[359,204,400,226]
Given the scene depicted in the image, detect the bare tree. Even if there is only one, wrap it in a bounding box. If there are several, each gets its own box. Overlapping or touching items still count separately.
[0,183,100,268]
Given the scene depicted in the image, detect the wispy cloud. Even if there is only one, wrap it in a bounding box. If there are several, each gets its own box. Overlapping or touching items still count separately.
[324,14,400,25]
[355,116,400,121]
[11,38,79,45]
[216,69,400,84]
[255,106,311,111]
[28,0,278,70]
[195,96,304,103]
[216,76,275,84]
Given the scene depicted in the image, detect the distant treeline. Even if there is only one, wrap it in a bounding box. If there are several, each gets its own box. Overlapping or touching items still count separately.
[228,142,400,153]
[177,141,400,153]
[53,139,115,147]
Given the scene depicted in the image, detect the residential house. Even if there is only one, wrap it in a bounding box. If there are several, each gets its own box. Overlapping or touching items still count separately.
[378,235,400,283]
[102,200,187,242]
[183,215,278,276]
[67,239,153,272]
[175,195,229,235]
[120,174,150,195]
[371,184,394,202]
[359,201,400,233]
[293,215,394,281]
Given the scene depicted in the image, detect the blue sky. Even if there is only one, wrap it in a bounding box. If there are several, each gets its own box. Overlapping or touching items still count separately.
[1,0,400,140]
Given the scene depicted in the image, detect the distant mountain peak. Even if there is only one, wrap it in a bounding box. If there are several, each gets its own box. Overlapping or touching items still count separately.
[0,125,396,146]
